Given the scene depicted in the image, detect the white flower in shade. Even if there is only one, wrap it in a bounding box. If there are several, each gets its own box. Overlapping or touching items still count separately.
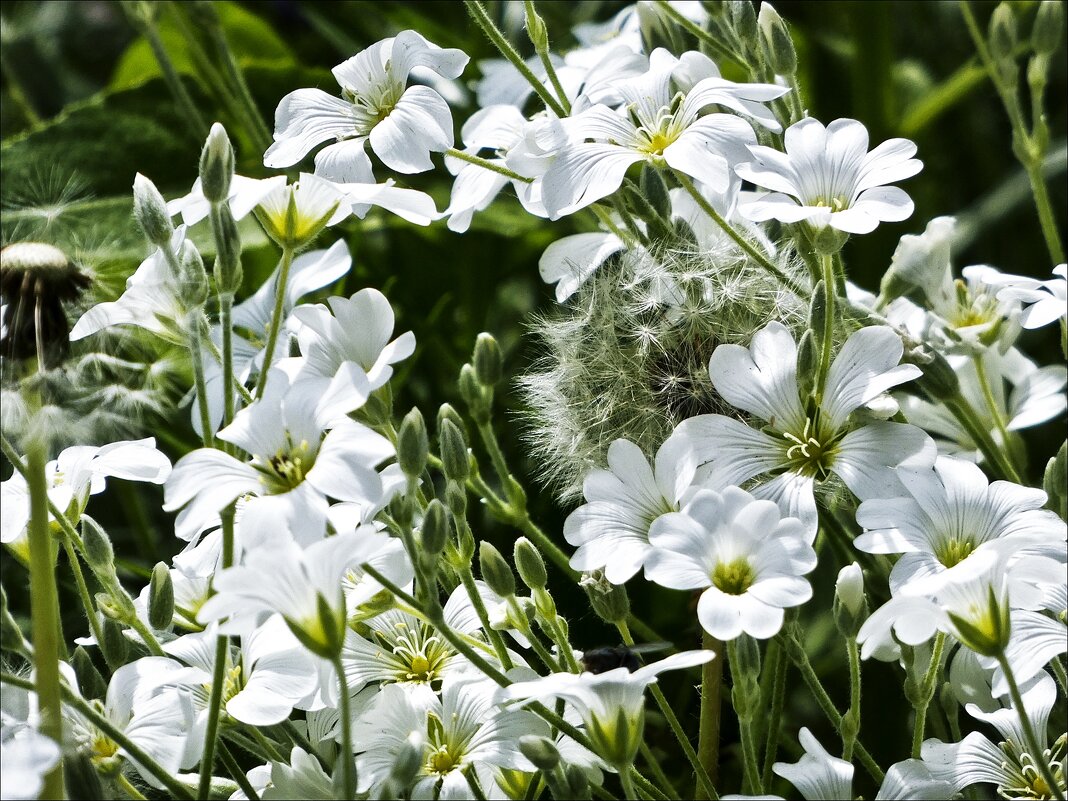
[538,231,626,302]
[1,438,170,544]
[501,650,714,768]
[292,288,415,390]
[541,48,787,218]
[70,226,193,344]
[198,528,391,658]
[646,487,815,640]
[773,727,952,801]
[564,435,702,584]
[0,731,60,801]
[253,173,350,249]
[164,367,390,543]
[674,322,933,535]
[355,677,538,799]
[855,456,1066,596]
[167,174,287,227]
[737,117,922,234]
[993,263,1067,330]
[264,31,468,176]
[921,672,1066,799]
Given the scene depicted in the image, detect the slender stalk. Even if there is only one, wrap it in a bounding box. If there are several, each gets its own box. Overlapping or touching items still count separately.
[463,1,568,118]
[125,614,167,657]
[25,439,66,800]
[996,652,1066,801]
[445,147,533,183]
[1052,656,1068,697]
[458,566,514,669]
[697,630,723,797]
[333,653,358,801]
[814,252,837,403]
[1,672,196,800]
[760,642,788,790]
[219,740,260,801]
[188,315,216,448]
[844,638,862,761]
[945,395,1025,483]
[60,536,111,669]
[972,354,1023,474]
[477,421,524,508]
[246,723,285,763]
[219,292,237,428]
[674,171,808,296]
[726,640,762,795]
[620,768,639,800]
[116,773,148,800]
[639,741,679,800]
[254,246,295,398]
[524,1,571,114]
[652,0,741,66]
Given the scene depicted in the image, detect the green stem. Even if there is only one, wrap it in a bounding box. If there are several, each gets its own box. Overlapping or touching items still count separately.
[674,171,808,296]
[334,653,358,800]
[60,535,112,670]
[116,773,148,800]
[188,315,216,448]
[25,439,66,800]
[1052,655,1068,697]
[760,641,788,790]
[1025,159,1067,264]
[727,640,762,795]
[1,672,196,800]
[525,2,571,114]
[219,291,236,429]
[254,246,295,398]
[458,565,514,669]
[619,767,639,800]
[697,630,723,797]
[945,394,1025,483]
[652,0,741,66]
[463,1,568,118]
[125,614,167,657]
[445,147,533,183]
[218,740,260,801]
[639,741,678,799]
[814,252,837,403]
[844,637,862,761]
[197,634,230,799]
[996,652,1065,801]
[477,421,523,508]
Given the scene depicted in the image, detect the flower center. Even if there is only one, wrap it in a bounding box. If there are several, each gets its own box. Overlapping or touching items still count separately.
[950,279,1000,328]
[782,417,837,480]
[252,437,315,493]
[935,537,976,569]
[998,734,1067,800]
[343,81,403,134]
[372,620,453,683]
[427,744,460,775]
[712,558,756,595]
[812,196,848,212]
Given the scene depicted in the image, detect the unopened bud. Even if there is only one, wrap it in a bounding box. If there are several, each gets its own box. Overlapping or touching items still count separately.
[1044,441,1067,521]
[796,329,817,400]
[444,479,468,519]
[398,407,429,480]
[479,542,516,598]
[583,572,630,624]
[989,4,1018,63]
[99,618,129,666]
[148,562,174,630]
[71,645,108,700]
[524,2,549,53]
[473,333,503,387]
[808,279,828,348]
[211,203,243,295]
[388,731,425,791]
[64,751,106,800]
[730,0,759,47]
[758,2,797,76]
[437,403,466,434]
[459,364,491,423]
[178,241,209,308]
[420,500,449,555]
[133,173,174,247]
[439,418,470,481]
[81,515,115,574]
[733,633,761,680]
[200,122,235,203]
[1032,1,1064,56]
[519,735,560,771]
[833,562,868,637]
[514,537,548,590]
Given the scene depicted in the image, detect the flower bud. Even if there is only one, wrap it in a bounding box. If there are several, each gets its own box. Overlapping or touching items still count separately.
[95,591,135,623]
[178,241,209,308]
[989,4,1018,63]
[444,478,468,520]
[81,515,115,574]
[532,586,557,620]
[71,645,108,700]
[524,2,549,53]
[1043,440,1067,521]
[211,203,243,296]
[64,751,106,800]
[519,735,560,771]
[459,363,491,423]
[758,2,797,76]
[833,562,868,637]
[199,122,235,204]
[420,500,449,555]
[133,173,174,248]
[437,403,467,435]
[808,279,828,348]
[733,634,761,683]
[514,537,548,590]
[908,344,960,401]
[473,333,503,387]
[563,764,591,797]
[479,541,516,598]
[148,561,175,631]
[398,407,429,480]
[582,571,630,624]
[796,329,817,400]
[99,618,128,666]
[1032,1,1064,56]
[387,731,425,793]
[730,0,758,47]
[438,418,470,482]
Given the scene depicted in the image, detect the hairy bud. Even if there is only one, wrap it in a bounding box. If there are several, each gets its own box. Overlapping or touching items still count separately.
[519,735,561,771]
[1032,1,1064,56]
[473,333,503,387]
[758,2,797,76]
[439,418,470,481]
[72,646,108,700]
[420,500,449,555]
[81,515,115,576]
[398,407,429,480]
[200,122,235,203]
[479,541,516,598]
[133,173,174,248]
[514,537,548,590]
[148,561,175,630]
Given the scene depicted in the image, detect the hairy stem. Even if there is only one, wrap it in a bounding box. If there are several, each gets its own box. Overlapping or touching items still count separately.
[697,630,723,797]
[255,246,295,398]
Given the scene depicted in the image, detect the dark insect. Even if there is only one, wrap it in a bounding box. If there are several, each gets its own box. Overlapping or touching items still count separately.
[581,642,672,674]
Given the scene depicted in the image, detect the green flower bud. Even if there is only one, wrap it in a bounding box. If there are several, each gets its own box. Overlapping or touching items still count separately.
[459,363,491,423]
[95,592,132,623]
[437,403,466,434]
[519,735,561,771]
[364,383,394,427]
[148,561,175,631]
[833,562,868,637]
[989,4,1018,63]
[796,329,817,400]
[473,333,503,387]
[63,751,105,800]
[514,537,548,590]
[72,645,108,700]
[439,418,470,482]
[582,571,630,624]
[444,478,468,520]
[758,1,797,76]
[812,224,848,254]
[211,203,243,296]
[1043,440,1067,521]
[733,633,762,681]
[479,541,516,598]
[563,764,591,797]
[640,162,672,221]
[99,618,129,666]
[389,492,414,528]
[133,173,174,248]
[178,241,209,309]
[908,344,960,401]
[532,586,557,621]
[387,731,425,792]
[199,122,235,204]
[420,500,449,555]
[731,0,759,48]
[808,279,828,348]
[81,515,115,574]
[398,407,429,480]
[1032,1,1064,56]
[524,1,549,53]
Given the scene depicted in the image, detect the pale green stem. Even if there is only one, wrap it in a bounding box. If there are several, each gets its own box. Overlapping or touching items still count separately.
[1052,656,1068,697]
[125,614,167,657]
[457,565,514,670]
[1,672,196,800]
[463,1,568,118]
[477,421,524,508]
[591,203,640,248]
[996,652,1065,801]
[972,354,1024,474]
[219,740,260,801]
[187,315,215,448]
[525,1,571,114]
[945,394,1025,483]
[59,536,111,670]
[760,641,788,789]
[814,252,837,404]
[674,171,808,296]
[542,613,582,674]
[116,773,148,800]
[639,741,678,800]
[219,292,236,428]
[908,630,948,758]
[844,638,862,761]
[727,640,762,795]
[620,767,639,800]
[652,0,740,66]
[445,147,533,183]
[254,247,295,398]
[697,629,723,797]
[26,440,66,800]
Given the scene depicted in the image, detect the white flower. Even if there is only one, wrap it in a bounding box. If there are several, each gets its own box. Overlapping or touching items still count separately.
[542,48,787,218]
[167,174,287,227]
[253,173,349,248]
[921,672,1065,799]
[501,650,713,767]
[737,117,922,234]
[994,263,1068,329]
[292,288,416,390]
[0,730,60,801]
[675,322,933,535]
[564,436,701,584]
[1,438,170,544]
[646,487,815,640]
[356,677,537,799]
[538,231,625,302]
[264,31,469,177]
[164,367,390,543]
[855,455,1066,595]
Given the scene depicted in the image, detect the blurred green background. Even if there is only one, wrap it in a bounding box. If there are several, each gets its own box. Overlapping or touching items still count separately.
[1,1,1064,795]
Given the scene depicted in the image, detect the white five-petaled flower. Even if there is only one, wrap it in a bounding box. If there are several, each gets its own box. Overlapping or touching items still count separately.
[674,322,933,535]
[1,438,170,544]
[0,730,61,801]
[737,117,922,234]
[564,436,701,584]
[542,48,787,218]
[647,487,814,640]
[993,263,1068,330]
[264,30,468,178]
